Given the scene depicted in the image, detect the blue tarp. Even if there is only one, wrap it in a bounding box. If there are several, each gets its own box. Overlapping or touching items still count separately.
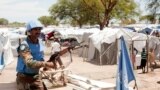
[123,27,136,32]
[157,26,160,29]
[0,51,4,72]
[116,36,136,90]
[138,27,152,35]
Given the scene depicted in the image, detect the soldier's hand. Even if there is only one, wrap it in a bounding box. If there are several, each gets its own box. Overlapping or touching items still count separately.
[49,53,59,62]
[60,65,65,69]
[43,67,50,71]
[68,46,74,52]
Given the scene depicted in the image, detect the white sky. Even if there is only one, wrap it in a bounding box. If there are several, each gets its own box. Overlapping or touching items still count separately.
[134,0,148,14]
[0,0,57,23]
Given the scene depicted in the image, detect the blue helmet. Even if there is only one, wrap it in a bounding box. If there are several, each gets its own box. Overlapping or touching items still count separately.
[26,20,43,31]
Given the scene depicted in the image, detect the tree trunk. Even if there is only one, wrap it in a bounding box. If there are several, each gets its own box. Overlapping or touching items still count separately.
[79,23,82,28]
[77,20,83,28]
[99,23,104,30]
[105,19,109,27]
[99,17,109,30]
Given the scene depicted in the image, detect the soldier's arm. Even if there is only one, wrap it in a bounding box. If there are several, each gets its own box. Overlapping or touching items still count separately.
[18,44,54,69]
[20,51,46,68]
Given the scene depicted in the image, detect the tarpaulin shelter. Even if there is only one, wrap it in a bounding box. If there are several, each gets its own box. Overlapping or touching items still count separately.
[88,27,159,65]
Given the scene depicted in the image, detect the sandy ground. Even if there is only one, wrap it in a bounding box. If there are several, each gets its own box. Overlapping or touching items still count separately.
[1,47,160,90]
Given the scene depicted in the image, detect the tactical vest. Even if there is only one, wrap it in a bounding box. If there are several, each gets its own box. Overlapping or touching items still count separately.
[16,38,44,74]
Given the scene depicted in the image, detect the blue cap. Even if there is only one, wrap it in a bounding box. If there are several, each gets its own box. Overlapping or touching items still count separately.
[26,20,43,31]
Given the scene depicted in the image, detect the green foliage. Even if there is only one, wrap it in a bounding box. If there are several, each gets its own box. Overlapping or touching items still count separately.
[38,16,58,26]
[112,0,139,19]
[8,22,25,27]
[0,18,9,25]
[80,0,138,29]
[139,15,155,23]
[49,0,97,27]
[49,0,138,29]
[0,18,25,27]
[121,18,136,25]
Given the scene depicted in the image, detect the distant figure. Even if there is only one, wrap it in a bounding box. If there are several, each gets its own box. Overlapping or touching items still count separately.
[51,38,64,69]
[140,48,147,73]
[131,48,138,69]
[45,34,49,46]
[155,30,159,37]
[148,48,157,71]
[51,38,61,54]
[39,32,45,41]
[47,31,54,40]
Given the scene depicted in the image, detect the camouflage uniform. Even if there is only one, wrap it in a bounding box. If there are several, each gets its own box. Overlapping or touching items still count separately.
[15,20,58,90]
[16,39,47,90]
[16,38,68,90]
[16,73,47,90]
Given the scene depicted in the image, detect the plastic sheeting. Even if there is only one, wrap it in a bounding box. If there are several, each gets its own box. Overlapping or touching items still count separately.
[88,27,160,65]
[0,30,14,72]
[42,27,100,43]
[0,28,26,73]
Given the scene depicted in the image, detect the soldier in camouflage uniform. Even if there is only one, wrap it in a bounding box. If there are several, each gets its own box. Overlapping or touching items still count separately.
[16,20,68,90]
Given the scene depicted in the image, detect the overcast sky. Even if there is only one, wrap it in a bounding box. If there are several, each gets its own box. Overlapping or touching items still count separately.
[0,0,57,23]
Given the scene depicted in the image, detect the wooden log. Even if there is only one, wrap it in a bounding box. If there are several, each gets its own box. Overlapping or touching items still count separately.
[44,68,69,74]
[67,74,115,90]
[68,77,101,90]
[67,74,134,90]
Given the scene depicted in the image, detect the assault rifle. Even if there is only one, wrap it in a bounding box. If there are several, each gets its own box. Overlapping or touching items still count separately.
[40,42,88,87]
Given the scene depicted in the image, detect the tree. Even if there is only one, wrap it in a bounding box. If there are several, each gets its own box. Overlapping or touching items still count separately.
[9,22,25,27]
[83,0,138,30]
[112,0,138,23]
[38,16,58,27]
[82,0,118,30]
[139,15,155,23]
[49,0,138,30]
[144,0,160,23]
[121,18,136,25]
[49,0,93,28]
[0,18,8,25]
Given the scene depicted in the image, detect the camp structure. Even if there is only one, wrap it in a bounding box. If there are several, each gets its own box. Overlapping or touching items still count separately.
[87,27,160,65]
[0,28,26,73]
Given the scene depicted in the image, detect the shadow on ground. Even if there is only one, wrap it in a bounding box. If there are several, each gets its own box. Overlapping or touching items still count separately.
[0,82,16,90]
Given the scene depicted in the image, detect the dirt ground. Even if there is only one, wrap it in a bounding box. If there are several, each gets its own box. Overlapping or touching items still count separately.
[0,47,160,90]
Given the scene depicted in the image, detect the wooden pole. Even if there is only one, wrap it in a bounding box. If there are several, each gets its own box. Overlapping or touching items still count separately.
[116,39,119,65]
[131,41,135,69]
[146,35,149,73]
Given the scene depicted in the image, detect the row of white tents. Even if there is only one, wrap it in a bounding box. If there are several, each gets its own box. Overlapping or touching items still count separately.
[41,26,160,66]
[87,27,160,65]
[0,24,160,72]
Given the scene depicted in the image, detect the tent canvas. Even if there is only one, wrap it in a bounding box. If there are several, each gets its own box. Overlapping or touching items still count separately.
[0,30,14,73]
[88,27,160,65]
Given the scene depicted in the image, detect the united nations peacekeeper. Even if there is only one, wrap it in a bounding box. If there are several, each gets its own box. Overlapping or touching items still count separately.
[16,20,68,90]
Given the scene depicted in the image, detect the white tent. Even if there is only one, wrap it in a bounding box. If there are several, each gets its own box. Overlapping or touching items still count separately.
[88,27,159,65]
[42,27,100,43]
[0,27,27,73]
[0,29,14,73]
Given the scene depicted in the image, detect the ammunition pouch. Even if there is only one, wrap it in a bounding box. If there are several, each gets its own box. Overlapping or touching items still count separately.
[17,73,39,83]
